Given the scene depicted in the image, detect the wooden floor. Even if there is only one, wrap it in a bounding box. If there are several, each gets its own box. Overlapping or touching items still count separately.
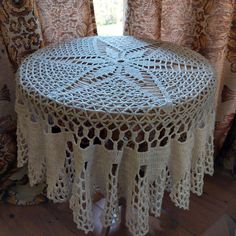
[0,169,236,236]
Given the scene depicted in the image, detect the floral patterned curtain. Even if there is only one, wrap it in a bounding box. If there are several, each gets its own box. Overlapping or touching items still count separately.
[0,0,97,204]
[124,0,236,174]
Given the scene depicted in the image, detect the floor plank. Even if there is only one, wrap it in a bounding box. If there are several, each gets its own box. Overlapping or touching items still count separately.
[0,204,77,236]
[0,169,236,236]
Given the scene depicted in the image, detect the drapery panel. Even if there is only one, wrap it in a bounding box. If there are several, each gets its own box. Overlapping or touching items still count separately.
[0,0,97,204]
[35,0,97,45]
[124,0,236,174]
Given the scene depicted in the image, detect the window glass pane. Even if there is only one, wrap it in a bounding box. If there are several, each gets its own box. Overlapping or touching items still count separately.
[93,0,123,36]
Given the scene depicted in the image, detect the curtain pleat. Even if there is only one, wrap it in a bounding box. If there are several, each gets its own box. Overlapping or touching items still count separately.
[0,0,44,68]
[0,0,97,204]
[124,0,236,173]
[124,0,162,39]
[0,0,46,205]
[35,0,97,46]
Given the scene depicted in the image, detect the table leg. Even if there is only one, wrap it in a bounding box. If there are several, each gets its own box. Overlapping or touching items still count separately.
[100,198,126,236]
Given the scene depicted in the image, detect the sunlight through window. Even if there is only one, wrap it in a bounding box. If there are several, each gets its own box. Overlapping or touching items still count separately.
[93,0,124,36]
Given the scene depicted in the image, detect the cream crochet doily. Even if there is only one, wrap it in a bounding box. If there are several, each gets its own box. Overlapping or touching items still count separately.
[16,36,216,236]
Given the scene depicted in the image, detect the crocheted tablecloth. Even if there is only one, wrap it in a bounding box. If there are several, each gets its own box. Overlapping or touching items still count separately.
[15,36,216,236]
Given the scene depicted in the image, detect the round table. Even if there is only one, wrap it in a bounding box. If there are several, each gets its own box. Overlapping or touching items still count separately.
[16,36,216,236]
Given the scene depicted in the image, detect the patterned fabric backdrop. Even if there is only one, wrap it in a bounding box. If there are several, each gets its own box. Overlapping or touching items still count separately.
[0,0,97,204]
[35,0,97,45]
[124,0,236,174]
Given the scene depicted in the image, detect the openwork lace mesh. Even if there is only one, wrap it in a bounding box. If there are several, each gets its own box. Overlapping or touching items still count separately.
[15,36,216,236]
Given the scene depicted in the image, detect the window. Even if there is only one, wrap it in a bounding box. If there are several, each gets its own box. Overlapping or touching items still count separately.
[93,0,123,36]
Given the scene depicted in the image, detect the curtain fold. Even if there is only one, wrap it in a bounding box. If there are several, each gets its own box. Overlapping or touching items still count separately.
[0,0,97,204]
[0,0,44,68]
[0,0,46,205]
[124,0,162,39]
[35,0,97,46]
[124,0,236,174]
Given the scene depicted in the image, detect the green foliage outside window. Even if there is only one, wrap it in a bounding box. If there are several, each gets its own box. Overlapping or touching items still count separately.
[94,0,123,26]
